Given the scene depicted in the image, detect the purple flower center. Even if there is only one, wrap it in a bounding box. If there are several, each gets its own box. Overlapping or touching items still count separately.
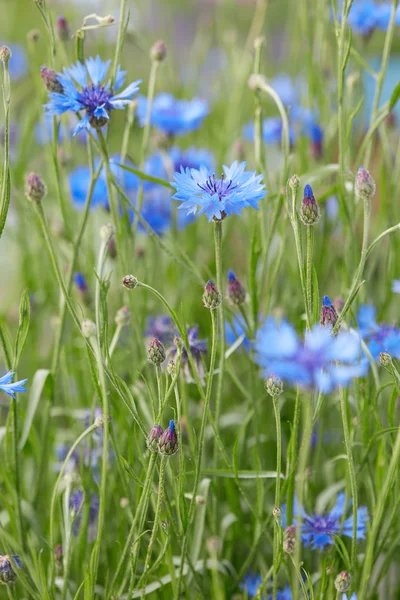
[78,84,113,114]
[198,174,238,201]
[304,514,337,533]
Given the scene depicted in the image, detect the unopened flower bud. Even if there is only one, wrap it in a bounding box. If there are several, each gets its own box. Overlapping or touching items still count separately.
[264,375,283,397]
[56,15,70,41]
[299,184,321,225]
[95,414,111,429]
[107,237,117,260]
[380,351,392,367]
[355,166,375,201]
[283,525,296,554]
[288,174,300,194]
[147,424,163,452]
[147,338,166,366]
[227,270,246,305]
[122,274,138,290]
[151,40,167,62]
[0,554,22,585]
[272,506,281,520]
[81,319,97,339]
[158,419,178,456]
[54,544,63,568]
[0,46,11,66]
[100,223,115,243]
[40,66,63,93]
[320,296,338,329]
[115,306,131,327]
[334,571,352,593]
[206,536,222,556]
[203,280,222,310]
[248,73,266,92]
[25,172,47,203]
[167,360,176,376]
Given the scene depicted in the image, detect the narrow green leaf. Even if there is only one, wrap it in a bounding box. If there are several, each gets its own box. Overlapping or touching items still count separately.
[312,266,320,324]
[189,478,211,577]
[120,455,145,487]
[389,80,400,111]
[19,369,52,451]
[118,161,174,189]
[13,288,31,370]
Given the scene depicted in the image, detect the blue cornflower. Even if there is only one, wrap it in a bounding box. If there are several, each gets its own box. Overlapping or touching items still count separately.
[243,118,296,146]
[340,1,378,36]
[146,315,176,346]
[240,575,292,599]
[343,595,357,600]
[392,279,400,294]
[44,56,141,135]
[136,93,208,136]
[171,326,207,383]
[357,305,400,361]
[0,371,27,399]
[171,161,266,221]
[74,272,88,293]
[225,314,250,352]
[168,146,215,172]
[0,554,23,584]
[0,43,28,80]
[70,489,99,540]
[253,318,364,393]
[282,493,368,551]
[375,3,400,30]
[326,196,339,221]
[270,74,298,106]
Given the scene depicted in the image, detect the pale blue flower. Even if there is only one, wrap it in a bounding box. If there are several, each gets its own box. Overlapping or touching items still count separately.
[392,279,400,294]
[136,93,208,135]
[0,371,27,399]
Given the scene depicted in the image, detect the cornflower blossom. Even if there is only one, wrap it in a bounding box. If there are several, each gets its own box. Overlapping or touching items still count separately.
[171,161,266,221]
[0,372,27,399]
[69,489,100,541]
[243,118,296,146]
[0,554,23,585]
[170,326,208,383]
[44,56,141,135]
[253,318,364,393]
[281,493,368,551]
[136,93,208,136]
[225,314,250,352]
[240,574,292,599]
[357,305,400,362]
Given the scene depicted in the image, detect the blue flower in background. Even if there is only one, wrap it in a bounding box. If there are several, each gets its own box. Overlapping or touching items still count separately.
[243,118,296,146]
[136,93,208,136]
[146,315,176,346]
[1,43,28,80]
[270,74,298,106]
[240,574,292,599]
[253,318,365,393]
[0,371,27,399]
[343,595,357,600]
[375,3,400,30]
[74,272,88,293]
[169,146,215,172]
[357,305,400,360]
[225,314,250,352]
[282,493,368,551]
[171,325,207,383]
[70,489,99,540]
[392,280,400,294]
[172,161,266,221]
[326,196,339,221]
[44,56,141,134]
[35,113,89,145]
[340,0,378,35]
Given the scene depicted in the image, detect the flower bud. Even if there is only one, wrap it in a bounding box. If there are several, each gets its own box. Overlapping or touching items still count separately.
[299,184,321,225]
[40,66,64,94]
[227,270,246,305]
[158,420,178,456]
[264,375,283,397]
[167,360,176,376]
[81,319,97,339]
[0,46,11,66]
[355,166,375,201]
[288,174,300,194]
[107,237,117,260]
[334,571,352,593]
[122,274,138,290]
[147,424,163,452]
[319,296,338,330]
[248,73,266,92]
[100,223,115,243]
[150,40,167,62]
[380,351,392,367]
[54,544,63,569]
[202,280,222,310]
[0,554,22,585]
[115,306,131,327]
[56,15,70,41]
[25,172,47,203]
[74,272,88,294]
[95,414,111,429]
[283,525,296,555]
[147,338,166,366]
[272,506,281,520]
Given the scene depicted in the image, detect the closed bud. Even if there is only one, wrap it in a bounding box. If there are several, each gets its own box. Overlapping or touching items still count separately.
[54,544,63,568]
[107,237,117,259]
[288,174,300,194]
[81,319,97,339]
[100,223,115,243]
[355,166,375,201]
[167,360,176,376]
[248,73,266,92]
[264,375,283,397]
[122,274,138,290]
[115,306,131,327]
[299,184,321,225]
[0,46,11,66]
[227,270,246,305]
[202,280,222,310]
[95,414,111,429]
[25,172,47,203]
[151,40,167,62]
[320,296,338,329]
[272,506,281,520]
[380,351,392,367]
[147,424,163,452]
[283,525,296,554]
[40,67,64,93]
[56,15,70,41]
[334,571,352,593]
[158,420,178,456]
[147,338,166,366]
[0,554,22,585]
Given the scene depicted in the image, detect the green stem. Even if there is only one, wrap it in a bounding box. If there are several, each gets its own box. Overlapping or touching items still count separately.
[286,388,301,526]
[306,226,313,323]
[272,396,282,600]
[0,58,11,238]
[213,220,225,469]
[176,308,218,598]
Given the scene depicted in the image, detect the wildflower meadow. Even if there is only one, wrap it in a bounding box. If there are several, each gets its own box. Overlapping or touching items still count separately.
[1,0,400,598]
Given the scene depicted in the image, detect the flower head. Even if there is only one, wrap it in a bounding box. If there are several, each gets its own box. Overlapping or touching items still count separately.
[171,161,266,221]
[357,305,400,362]
[147,424,164,452]
[225,313,250,352]
[171,326,207,383]
[146,315,176,346]
[227,270,246,305]
[0,371,27,399]
[243,118,296,146]
[240,574,292,599]
[136,93,208,135]
[320,295,339,329]
[0,554,22,585]
[158,420,178,456]
[202,280,222,310]
[282,492,368,551]
[44,56,141,135]
[299,184,321,225]
[254,318,364,393]
[147,338,167,366]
